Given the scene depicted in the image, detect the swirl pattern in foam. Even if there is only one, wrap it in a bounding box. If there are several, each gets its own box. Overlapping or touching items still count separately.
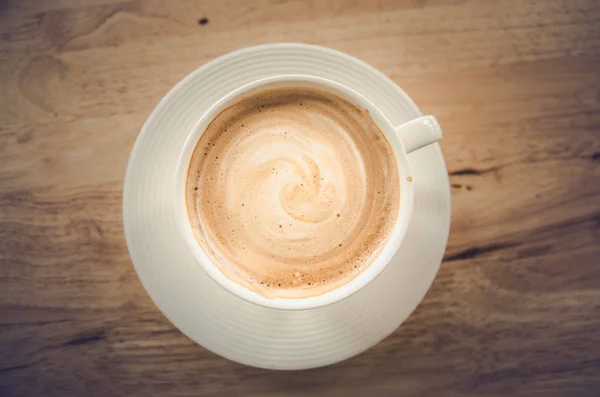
[186,86,400,299]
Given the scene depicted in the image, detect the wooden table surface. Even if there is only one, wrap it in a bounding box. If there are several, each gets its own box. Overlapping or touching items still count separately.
[1,0,599,396]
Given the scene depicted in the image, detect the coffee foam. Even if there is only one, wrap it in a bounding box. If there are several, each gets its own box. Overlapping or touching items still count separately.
[186,86,400,299]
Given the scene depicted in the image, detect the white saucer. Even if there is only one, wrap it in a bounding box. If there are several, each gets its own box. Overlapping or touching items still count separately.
[123,43,451,370]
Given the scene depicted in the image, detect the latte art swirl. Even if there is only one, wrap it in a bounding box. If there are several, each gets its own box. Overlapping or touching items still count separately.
[186,87,400,298]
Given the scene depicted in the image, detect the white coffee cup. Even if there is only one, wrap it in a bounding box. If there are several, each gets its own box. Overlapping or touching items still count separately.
[176,75,442,311]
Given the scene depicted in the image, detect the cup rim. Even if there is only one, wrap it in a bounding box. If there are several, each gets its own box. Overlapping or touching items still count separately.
[177,74,415,310]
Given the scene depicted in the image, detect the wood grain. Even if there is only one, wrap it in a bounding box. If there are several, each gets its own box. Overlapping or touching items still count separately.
[1,0,599,396]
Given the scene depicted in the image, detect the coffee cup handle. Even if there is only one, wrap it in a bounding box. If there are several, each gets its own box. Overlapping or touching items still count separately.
[394,115,443,154]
